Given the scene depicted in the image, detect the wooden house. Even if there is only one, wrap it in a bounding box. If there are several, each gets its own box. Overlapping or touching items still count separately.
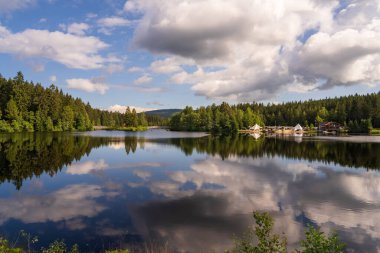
[319,122,341,132]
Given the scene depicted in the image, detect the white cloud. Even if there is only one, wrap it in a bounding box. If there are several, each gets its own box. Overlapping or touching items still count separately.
[32,63,44,72]
[292,28,380,88]
[124,0,380,101]
[0,0,35,13]
[0,25,10,37]
[107,104,155,113]
[86,13,98,20]
[66,159,109,175]
[128,66,144,72]
[97,16,131,35]
[134,74,152,85]
[67,22,90,36]
[107,104,128,113]
[287,82,317,93]
[105,63,124,73]
[67,78,109,94]
[109,142,125,150]
[150,57,193,74]
[134,86,165,93]
[0,184,108,225]
[49,75,57,82]
[97,16,131,27]
[133,170,152,180]
[0,25,109,70]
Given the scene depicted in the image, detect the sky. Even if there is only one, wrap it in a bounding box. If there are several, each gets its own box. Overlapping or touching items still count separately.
[0,0,380,112]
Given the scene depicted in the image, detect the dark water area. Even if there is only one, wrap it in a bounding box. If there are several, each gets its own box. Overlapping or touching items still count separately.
[0,130,380,252]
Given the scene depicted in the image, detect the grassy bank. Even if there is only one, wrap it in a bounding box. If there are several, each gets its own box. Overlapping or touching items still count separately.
[370,128,380,135]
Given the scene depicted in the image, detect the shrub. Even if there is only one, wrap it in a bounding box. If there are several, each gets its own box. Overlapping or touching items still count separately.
[0,120,14,133]
[227,212,345,253]
[296,225,345,253]
[0,237,23,253]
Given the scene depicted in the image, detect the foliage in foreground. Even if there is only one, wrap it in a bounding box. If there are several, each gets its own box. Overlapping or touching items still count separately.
[227,212,345,253]
[0,212,346,253]
[0,237,23,253]
[0,237,130,253]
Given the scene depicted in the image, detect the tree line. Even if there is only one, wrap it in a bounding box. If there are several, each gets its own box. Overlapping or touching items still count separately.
[170,102,264,133]
[170,92,380,133]
[0,72,159,132]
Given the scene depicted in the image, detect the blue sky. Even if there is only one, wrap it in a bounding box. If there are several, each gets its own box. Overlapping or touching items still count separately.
[1,0,379,112]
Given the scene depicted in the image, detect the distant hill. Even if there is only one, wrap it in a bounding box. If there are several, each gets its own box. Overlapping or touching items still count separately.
[144,109,181,118]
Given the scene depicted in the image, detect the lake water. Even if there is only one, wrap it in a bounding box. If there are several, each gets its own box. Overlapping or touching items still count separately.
[0,130,380,252]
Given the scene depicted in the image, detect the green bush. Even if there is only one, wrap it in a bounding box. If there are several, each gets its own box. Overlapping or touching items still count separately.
[22,121,34,132]
[227,212,345,253]
[0,120,14,133]
[296,225,345,253]
[370,128,380,135]
[41,240,79,253]
[0,237,23,253]
[228,212,287,253]
[11,120,23,132]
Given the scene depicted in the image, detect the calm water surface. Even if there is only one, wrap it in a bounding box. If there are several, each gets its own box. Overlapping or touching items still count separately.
[0,130,380,252]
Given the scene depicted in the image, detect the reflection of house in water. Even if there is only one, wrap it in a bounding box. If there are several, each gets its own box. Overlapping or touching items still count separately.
[293,133,303,143]
[319,122,342,132]
[249,133,261,140]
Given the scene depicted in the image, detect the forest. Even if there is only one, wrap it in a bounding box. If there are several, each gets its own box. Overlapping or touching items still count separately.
[0,72,164,133]
[170,92,380,133]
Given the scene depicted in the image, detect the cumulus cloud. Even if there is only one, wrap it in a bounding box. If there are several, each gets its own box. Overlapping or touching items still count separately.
[134,74,152,85]
[134,86,165,93]
[67,22,90,36]
[107,104,155,113]
[105,63,124,73]
[31,63,45,72]
[49,75,57,82]
[66,159,109,175]
[133,170,152,180]
[150,57,193,74]
[125,0,380,101]
[0,184,108,225]
[0,25,109,69]
[291,28,380,89]
[128,66,144,72]
[97,16,130,27]
[0,0,35,13]
[97,16,131,35]
[67,78,109,94]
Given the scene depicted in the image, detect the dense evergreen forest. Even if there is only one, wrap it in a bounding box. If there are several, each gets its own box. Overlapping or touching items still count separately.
[0,72,164,132]
[170,92,380,133]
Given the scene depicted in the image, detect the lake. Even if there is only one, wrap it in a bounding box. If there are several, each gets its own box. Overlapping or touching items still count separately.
[0,130,379,252]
